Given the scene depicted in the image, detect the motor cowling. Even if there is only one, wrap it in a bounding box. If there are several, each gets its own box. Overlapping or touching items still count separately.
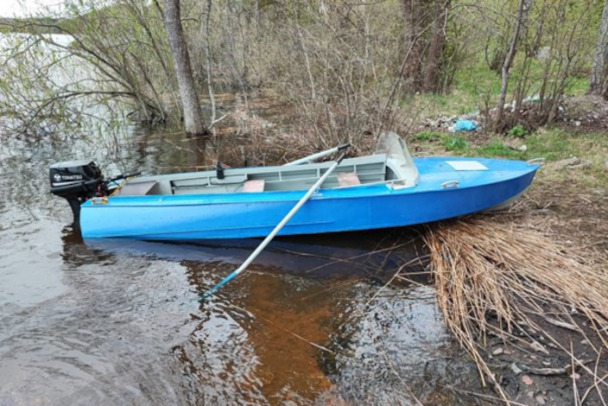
[50,160,106,225]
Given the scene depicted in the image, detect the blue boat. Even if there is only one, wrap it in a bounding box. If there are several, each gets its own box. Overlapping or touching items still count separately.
[50,133,541,241]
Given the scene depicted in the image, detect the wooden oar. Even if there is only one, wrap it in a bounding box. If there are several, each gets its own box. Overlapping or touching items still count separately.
[200,152,348,301]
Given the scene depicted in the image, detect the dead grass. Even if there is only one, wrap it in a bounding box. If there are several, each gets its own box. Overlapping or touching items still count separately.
[423,217,608,404]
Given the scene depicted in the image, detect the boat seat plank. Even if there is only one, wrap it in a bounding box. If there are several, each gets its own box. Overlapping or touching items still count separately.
[113,181,158,196]
[243,179,265,192]
[337,172,361,187]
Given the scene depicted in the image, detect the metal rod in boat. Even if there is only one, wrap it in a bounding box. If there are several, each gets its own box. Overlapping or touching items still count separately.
[283,143,349,166]
[200,152,348,301]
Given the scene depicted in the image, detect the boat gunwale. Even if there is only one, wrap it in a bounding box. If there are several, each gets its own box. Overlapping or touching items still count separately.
[82,165,539,209]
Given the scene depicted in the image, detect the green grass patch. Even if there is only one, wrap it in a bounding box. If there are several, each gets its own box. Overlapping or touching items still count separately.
[411,130,444,141]
[474,139,524,159]
[524,129,575,161]
[444,136,468,151]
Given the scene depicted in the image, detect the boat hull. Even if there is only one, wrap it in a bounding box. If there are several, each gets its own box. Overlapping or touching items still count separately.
[80,157,539,240]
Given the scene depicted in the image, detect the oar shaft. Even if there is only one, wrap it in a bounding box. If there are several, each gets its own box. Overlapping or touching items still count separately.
[201,154,347,300]
[283,144,349,166]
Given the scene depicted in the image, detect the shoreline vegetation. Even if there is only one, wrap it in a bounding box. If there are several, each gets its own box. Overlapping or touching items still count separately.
[0,0,604,141]
[1,1,607,404]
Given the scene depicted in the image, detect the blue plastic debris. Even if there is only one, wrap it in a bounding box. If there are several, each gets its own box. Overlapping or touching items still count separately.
[453,120,477,132]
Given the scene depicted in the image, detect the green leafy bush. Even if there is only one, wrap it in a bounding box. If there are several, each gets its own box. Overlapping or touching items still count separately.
[507,125,527,138]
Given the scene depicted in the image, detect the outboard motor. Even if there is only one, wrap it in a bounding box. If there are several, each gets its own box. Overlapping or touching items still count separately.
[50,160,106,225]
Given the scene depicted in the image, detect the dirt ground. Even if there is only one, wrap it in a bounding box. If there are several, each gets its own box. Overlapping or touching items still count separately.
[454,110,608,405]
[475,178,608,405]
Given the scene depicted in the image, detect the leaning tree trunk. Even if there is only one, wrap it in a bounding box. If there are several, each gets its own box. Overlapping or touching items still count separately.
[495,0,531,130]
[163,0,207,136]
[589,0,608,98]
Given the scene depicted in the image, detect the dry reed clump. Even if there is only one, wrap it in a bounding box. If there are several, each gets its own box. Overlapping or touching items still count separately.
[423,217,608,403]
